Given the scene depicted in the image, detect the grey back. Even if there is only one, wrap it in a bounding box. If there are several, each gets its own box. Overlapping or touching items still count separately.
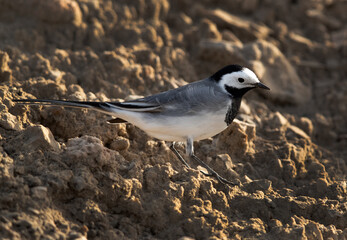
[131,78,230,116]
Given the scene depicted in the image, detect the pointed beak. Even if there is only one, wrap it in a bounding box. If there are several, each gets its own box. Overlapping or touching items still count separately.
[255,82,270,90]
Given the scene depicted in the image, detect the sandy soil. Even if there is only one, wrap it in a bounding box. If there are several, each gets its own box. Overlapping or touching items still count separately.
[0,0,346,239]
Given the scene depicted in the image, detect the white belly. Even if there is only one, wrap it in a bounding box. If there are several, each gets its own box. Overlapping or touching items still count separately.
[136,110,228,142]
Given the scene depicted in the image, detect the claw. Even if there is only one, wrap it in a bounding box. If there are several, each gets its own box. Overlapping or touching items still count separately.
[191,154,238,186]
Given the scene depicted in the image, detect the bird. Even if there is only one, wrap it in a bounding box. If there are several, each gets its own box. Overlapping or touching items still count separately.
[14,64,270,185]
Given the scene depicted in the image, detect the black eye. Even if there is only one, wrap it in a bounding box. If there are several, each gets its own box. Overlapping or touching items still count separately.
[238,78,244,83]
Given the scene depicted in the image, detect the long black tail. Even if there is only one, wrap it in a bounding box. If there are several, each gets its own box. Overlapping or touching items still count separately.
[13,99,116,115]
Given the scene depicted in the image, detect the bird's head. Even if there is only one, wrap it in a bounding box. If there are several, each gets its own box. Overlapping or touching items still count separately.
[211,65,270,98]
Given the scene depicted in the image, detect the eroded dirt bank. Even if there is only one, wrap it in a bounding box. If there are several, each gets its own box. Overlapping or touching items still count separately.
[0,0,346,239]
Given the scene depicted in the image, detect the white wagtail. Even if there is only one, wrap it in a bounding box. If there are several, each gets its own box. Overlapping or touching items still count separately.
[14,64,269,185]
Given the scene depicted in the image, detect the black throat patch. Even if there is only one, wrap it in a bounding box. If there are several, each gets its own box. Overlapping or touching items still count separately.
[224,85,253,125]
[224,85,254,98]
[225,98,242,125]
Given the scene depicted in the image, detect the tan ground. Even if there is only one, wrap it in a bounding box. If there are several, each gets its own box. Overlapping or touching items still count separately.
[0,0,346,239]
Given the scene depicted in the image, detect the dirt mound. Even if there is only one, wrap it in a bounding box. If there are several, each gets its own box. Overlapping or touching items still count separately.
[0,0,346,239]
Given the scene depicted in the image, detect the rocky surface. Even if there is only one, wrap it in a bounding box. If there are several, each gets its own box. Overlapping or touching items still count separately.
[0,0,346,239]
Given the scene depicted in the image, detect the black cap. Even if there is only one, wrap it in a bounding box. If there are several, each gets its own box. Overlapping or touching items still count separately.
[211,65,243,82]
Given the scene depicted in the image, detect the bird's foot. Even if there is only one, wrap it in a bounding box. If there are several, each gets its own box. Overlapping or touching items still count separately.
[191,155,238,186]
[169,142,238,186]
[201,170,238,185]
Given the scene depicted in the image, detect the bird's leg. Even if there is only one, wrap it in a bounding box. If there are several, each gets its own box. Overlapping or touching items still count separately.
[186,138,237,185]
[169,142,191,169]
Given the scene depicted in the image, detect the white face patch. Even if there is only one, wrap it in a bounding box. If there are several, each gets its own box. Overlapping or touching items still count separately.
[217,67,260,94]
